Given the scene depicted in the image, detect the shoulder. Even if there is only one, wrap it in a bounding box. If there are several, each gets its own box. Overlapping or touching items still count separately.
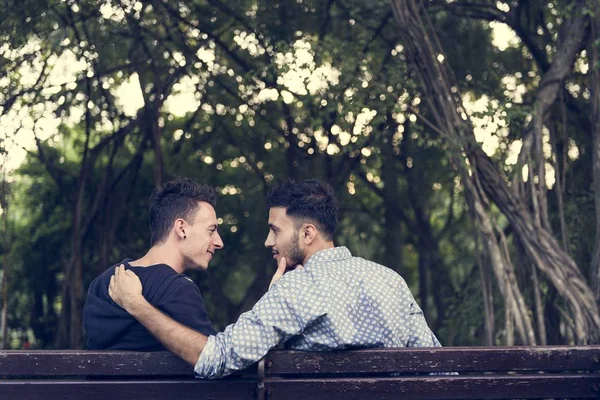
[87,260,130,293]
[267,267,322,306]
[352,256,403,277]
[275,267,315,290]
[131,265,195,303]
[157,272,203,301]
[131,264,179,281]
[166,273,200,291]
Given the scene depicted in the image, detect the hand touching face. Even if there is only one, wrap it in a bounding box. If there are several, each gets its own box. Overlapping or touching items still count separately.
[268,256,304,290]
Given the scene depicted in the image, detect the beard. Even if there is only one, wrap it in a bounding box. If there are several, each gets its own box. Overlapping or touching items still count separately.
[282,231,305,268]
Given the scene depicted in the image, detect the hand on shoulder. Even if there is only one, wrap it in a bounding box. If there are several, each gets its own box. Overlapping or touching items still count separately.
[109,264,145,312]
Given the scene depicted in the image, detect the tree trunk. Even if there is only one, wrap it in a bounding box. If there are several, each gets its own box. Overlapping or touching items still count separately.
[511,0,589,183]
[531,262,547,345]
[0,166,7,348]
[475,146,599,342]
[0,154,9,349]
[520,0,590,234]
[57,83,92,349]
[152,115,164,186]
[382,123,405,275]
[590,7,600,303]
[1,251,7,349]
[56,177,87,349]
[1,216,8,349]
[462,166,536,345]
[550,118,569,251]
[391,0,600,343]
[418,251,431,320]
[400,121,456,327]
[413,209,452,330]
[475,230,494,346]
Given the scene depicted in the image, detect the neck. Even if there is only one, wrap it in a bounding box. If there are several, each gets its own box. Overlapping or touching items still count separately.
[130,242,186,274]
[302,241,335,265]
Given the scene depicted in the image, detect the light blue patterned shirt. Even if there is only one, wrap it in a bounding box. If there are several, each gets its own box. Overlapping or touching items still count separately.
[195,246,441,378]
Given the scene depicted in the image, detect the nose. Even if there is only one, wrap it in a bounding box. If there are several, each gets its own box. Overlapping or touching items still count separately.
[213,231,224,249]
[264,231,274,248]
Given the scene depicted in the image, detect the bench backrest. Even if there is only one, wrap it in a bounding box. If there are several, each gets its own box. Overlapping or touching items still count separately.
[0,346,599,399]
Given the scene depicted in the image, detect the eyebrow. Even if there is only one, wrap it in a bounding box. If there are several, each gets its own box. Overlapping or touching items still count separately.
[207,224,218,230]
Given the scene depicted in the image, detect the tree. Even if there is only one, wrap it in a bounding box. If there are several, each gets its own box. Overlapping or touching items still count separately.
[3,0,600,348]
[391,0,600,343]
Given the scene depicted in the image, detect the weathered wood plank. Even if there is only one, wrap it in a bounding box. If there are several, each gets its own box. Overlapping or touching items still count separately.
[0,351,194,377]
[0,351,255,377]
[266,346,600,374]
[265,374,600,399]
[0,380,257,400]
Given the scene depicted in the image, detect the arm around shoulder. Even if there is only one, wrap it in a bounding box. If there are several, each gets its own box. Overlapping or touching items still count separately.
[109,265,208,365]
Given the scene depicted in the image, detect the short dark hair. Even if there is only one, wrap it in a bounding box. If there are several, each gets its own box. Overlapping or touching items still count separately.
[266,179,339,240]
[149,178,216,245]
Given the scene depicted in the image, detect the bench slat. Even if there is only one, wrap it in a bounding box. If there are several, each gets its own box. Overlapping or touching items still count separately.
[0,380,256,399]
[0,351,193,376]
[0,351,255,377]
[266,346,600,374]
[266,374,600,399]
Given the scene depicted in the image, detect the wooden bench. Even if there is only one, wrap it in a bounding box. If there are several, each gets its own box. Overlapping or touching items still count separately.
[0,346,599,399]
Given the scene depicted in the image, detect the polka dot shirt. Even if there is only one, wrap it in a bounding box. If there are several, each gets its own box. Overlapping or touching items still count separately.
[195,246,441,378]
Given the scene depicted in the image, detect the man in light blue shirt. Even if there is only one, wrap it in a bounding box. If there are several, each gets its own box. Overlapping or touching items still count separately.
[109,179,441,378]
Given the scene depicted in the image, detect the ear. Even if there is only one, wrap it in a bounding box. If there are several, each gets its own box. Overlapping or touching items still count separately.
[174,218,187,240]
[301,223,318,245]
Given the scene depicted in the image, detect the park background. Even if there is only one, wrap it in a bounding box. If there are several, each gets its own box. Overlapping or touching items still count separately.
[1,0,599,349]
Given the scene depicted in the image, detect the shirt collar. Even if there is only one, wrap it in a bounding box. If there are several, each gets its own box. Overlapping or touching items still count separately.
[304,246,352,268]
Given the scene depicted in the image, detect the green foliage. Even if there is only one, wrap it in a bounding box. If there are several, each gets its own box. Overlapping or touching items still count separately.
[1,0,597,348]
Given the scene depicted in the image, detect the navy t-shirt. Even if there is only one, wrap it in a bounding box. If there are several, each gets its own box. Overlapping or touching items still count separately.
[83,259,216,350]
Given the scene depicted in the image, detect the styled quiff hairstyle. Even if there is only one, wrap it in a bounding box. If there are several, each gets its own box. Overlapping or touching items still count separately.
[265,179,339,240]
[148,178,216,245]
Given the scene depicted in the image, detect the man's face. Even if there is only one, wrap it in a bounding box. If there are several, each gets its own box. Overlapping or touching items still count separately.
[264,207,305,267]
[181,201,224,271]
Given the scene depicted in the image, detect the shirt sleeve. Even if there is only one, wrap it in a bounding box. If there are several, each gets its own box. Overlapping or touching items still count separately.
[195,271,325,379]
[158,275,217,337]
[393,276,441,348]
[405,301,442,347]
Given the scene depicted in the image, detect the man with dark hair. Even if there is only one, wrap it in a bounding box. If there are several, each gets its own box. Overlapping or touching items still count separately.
[264,179,339,267]
[83,178,223,350]
[108,178,441,377]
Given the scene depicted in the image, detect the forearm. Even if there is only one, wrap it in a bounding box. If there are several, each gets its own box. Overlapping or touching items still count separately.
[195,284,306,378]
[195,311,283,378]
[127,297,207,365]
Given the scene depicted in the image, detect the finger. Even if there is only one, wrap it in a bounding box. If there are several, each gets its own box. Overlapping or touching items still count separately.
[275,257,287,276]
[269,257,286,288]
[276,257,287,275]
[279,256,287,269]
[110,275,115,287]
[125,270,140,282]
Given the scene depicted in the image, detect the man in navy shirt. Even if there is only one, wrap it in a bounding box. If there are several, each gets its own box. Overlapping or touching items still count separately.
[83,178,223,350]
